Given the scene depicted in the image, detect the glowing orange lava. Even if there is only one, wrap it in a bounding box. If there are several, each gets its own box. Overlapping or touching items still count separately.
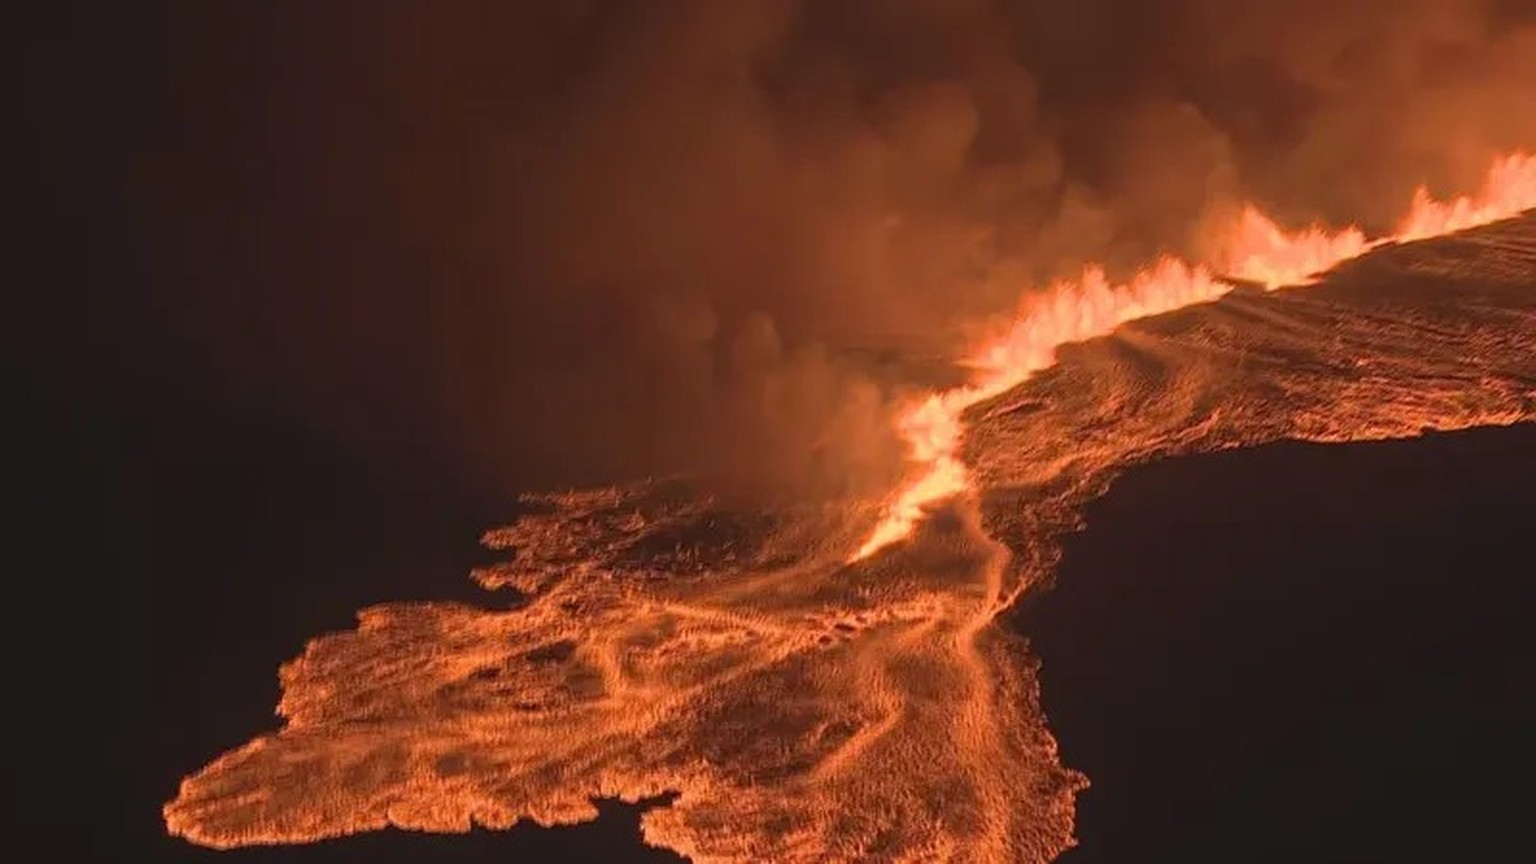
[163,151,1536,863]
[853,151,1536,560]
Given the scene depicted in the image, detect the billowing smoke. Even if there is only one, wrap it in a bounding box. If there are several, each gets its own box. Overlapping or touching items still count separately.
[142,0,1536,499]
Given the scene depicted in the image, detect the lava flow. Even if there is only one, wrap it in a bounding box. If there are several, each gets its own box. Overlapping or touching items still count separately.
[853,151,1536,561]
[164,156,1536,863]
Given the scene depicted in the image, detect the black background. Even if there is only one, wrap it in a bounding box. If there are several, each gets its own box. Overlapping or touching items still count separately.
[1017,425,1536,863]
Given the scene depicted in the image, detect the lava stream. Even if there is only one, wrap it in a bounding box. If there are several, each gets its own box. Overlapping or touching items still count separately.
[853,151,1536,561]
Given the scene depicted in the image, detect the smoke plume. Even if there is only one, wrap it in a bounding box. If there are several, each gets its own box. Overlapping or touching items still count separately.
[140,0,1536,498]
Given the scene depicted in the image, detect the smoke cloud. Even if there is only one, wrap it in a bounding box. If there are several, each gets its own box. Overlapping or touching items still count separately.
[140,0,1536,499]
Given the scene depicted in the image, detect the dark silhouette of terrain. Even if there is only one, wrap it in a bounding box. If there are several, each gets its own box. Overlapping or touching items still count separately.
[1017,422,1536,863]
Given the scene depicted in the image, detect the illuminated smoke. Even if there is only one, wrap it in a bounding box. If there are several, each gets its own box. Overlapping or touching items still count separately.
[157,2,1536,502]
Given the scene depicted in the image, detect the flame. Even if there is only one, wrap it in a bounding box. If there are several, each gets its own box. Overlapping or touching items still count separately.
[853,150,1536,560]
[1397,152,1536,242]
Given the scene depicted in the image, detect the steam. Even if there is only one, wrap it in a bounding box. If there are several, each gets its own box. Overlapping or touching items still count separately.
[169,0,1536,498]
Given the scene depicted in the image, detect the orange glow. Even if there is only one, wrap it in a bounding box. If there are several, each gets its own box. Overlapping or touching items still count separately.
[162,150,1536,863]
[1397,153,1536,241]
[853,151,1536,560]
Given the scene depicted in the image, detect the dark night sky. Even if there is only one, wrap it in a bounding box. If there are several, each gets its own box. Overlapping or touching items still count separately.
[14,2,1534,861]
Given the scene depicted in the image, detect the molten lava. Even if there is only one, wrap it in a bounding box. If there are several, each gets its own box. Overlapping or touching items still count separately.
[164,153,1536,863]
[853,151,1536,560]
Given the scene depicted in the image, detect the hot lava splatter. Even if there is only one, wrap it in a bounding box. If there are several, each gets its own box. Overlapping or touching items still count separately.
[164,155,1536,862]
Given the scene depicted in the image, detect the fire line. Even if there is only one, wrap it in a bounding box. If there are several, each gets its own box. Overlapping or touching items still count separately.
[853,152,1536,561]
